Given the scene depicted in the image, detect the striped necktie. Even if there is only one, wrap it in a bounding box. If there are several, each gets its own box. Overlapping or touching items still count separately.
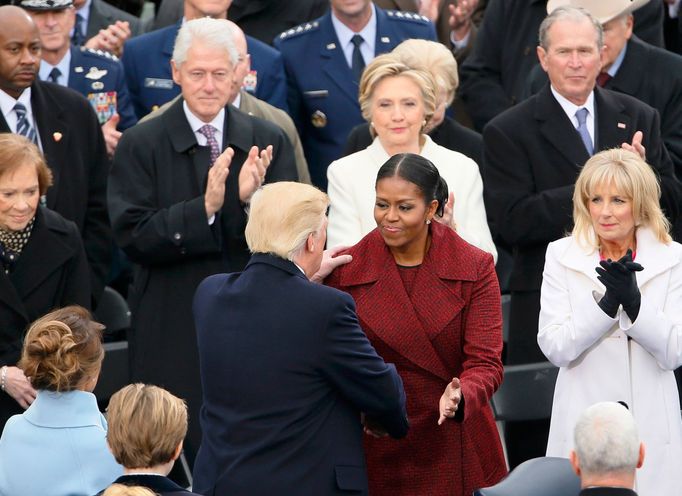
[14,103,36,143]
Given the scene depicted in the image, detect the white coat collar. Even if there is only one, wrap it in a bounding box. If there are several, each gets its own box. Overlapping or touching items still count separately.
[366,134,435,165]
[23,390,105,428]
[558,227,680,288]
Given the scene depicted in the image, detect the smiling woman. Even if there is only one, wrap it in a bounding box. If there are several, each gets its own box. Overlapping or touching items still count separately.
[0,134,91,433]
[538,148,682,495]
[326,53,496,259]
[326,153,507,496]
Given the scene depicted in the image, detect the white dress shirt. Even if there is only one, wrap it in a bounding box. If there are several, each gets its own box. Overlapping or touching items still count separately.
[551,86,596,147]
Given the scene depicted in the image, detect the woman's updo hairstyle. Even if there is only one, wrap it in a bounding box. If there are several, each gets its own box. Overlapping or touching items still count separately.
[19,306,105,392]
[376,153,448,216]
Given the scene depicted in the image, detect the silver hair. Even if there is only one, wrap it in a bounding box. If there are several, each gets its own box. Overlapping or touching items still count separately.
[539,5,603,51]
[172,17,239,68]
[574,402,640,477]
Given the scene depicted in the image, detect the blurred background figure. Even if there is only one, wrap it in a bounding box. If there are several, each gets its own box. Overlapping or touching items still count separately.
[0,306,122,496]
[326,154,506,496]
[0,134,91,431]
[328,53,495,258]
[538,148,682,495]
[193,181,408,495]
[97,383,201,495]
[571,402,645,496]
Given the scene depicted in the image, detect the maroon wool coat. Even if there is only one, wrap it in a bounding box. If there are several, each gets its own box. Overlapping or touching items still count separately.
[326,221,507,496]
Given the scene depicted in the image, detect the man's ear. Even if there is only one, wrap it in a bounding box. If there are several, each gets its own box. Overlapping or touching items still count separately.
[306,232,315,253]
[569,450,581,477]
[537,45,549,72]
[171,59,181,86]
[171,441,183,462]
[637,442,645,469]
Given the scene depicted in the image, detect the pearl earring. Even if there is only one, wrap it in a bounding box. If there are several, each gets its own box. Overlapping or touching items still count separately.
[426,219,431,225]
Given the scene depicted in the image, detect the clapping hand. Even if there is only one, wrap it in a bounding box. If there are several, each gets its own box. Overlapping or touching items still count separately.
[239,145,272,204]
[3,366,37,409]
[434,191,456,231]
[595,249,643,320]
[438,377,462,425]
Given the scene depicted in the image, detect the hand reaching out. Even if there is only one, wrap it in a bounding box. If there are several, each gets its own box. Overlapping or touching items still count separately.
[3,366,37,409]
[434,191,456,231]
[438,377,462,425]
[101,113,121,158]
[310,245,353,283]
[621,131,646,160]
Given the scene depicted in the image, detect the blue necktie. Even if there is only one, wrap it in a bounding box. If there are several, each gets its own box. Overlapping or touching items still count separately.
[351,34,365,82]
[14,103,36,143]
[575,107,593,156]
[48,67,62,84]
[72,13,86,45]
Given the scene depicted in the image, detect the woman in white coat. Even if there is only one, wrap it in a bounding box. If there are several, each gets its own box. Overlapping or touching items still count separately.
[538,149,682,496]
[326,51,495,259]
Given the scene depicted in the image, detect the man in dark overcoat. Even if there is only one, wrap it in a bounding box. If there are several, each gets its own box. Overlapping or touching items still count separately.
[108,17,298,464]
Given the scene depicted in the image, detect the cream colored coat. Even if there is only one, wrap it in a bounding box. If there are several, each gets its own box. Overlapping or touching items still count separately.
[538,228,682,496]
[326,136,496,259]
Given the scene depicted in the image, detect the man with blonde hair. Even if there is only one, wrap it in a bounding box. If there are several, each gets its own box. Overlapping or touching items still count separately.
[571,402,645,495]
[97,384,201,495]
[192,181,409,495]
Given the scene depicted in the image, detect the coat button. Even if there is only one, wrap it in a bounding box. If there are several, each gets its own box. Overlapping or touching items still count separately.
[173,232,182,240]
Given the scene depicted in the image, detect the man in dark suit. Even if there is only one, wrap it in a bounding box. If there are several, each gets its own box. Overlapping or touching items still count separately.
[122,0,287,119]
[274,0,437,189]
[18,0,136,158]
[108,17,297,466]
[571,402,644,496]
[192,181,408,495]
[0,5,111,304]
[459,0,665,132]
[527,0,682,235]
[482,4,680,466]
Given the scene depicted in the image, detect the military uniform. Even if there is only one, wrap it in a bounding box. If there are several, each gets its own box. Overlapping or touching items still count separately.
[64,46,137,130]
[274,7,436,189]
[122,21,288,119]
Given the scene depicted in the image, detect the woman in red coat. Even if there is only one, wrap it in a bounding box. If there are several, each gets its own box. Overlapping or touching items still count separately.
[326,153,507,495]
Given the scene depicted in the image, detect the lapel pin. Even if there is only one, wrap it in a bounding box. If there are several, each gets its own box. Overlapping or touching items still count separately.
[617,122,626,129]
[381,36,390,43]
[326,43,336,50]
[53,132,62,142]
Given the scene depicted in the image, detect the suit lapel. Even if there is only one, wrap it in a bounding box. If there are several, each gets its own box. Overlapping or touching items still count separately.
[31,82,69,209]
[535,84,590,169]
[319,13,362,106]
[594,87,631,151]
[607,37,643,97]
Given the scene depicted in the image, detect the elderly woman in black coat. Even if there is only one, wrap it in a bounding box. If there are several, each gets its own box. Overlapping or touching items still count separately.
[0,134,91,431]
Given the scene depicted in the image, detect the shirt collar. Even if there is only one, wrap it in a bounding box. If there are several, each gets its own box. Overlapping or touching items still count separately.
[550,85,595,122]
[0,87,33,124]
[182,100,225,136]
[607,42,627,77]
[233,91,242,109]
[23,390,105,428]
[331,3,377,55]
[76,0,92,24]
[39,49,71,86]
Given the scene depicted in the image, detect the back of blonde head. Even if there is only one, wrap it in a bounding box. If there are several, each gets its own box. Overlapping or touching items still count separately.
[19,306,104,392]
[245,182,329,261]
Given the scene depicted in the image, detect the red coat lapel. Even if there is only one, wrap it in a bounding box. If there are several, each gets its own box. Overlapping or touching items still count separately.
[337,223,479,382]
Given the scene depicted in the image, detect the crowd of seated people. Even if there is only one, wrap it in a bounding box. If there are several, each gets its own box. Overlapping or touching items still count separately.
[1,0,682,494]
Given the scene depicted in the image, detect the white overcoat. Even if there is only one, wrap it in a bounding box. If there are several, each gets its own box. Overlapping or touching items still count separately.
[538,227,682,496]
[326,135,496,260]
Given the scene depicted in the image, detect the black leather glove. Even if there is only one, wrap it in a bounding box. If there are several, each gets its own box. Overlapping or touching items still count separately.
[595,249,643,321]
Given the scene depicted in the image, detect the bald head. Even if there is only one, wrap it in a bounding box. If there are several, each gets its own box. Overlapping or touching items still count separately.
[226,20,250,103]
[0,6,41,98]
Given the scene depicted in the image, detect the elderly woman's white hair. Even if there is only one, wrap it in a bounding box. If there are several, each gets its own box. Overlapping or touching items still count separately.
[172,17,239,68]
[245,182,329,261]
[573,401,641,477]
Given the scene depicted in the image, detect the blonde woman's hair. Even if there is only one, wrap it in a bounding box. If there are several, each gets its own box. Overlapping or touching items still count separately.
[572,148,671,249]
[358,53,437,137]
[392,38,459,105]
[245,182,328,261]
[19,306,104,392]
[102,484,157,496]
[106,384,188,469]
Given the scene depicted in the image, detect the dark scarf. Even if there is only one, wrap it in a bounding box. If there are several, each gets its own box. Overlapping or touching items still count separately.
[0,217,35,273]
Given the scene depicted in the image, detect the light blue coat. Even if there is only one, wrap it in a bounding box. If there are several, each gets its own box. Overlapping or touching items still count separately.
[0,390,122,496]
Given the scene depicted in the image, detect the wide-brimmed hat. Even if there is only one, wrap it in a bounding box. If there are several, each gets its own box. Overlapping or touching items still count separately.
[15,0,73,10]
[546,0,650,24]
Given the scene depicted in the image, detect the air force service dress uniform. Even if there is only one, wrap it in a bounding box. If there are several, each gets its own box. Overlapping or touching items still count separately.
[122,21,288,119]
[67,46,137,130]
[275,8,437,189]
